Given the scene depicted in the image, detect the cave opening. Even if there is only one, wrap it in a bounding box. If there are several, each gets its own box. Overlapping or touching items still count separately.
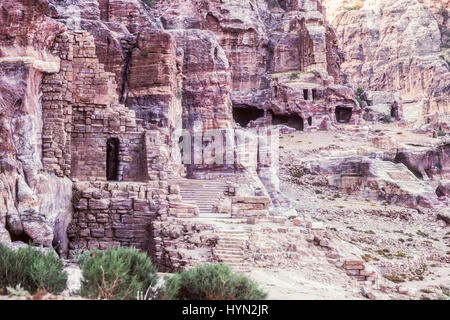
[303,89,308,100]
[312,89,318,101]
[107,137,120,181]
[232,105,264,127]
[335,106,352,123]
[307,116,312,126]
[271,111,304,131]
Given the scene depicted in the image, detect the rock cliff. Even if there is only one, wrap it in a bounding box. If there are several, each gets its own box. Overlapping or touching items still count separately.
[0,0,448,283]
[323,0,450,125]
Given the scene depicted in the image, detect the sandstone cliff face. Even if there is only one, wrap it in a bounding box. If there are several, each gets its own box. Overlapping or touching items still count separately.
[0,0,72,252]
[323,0,450,125]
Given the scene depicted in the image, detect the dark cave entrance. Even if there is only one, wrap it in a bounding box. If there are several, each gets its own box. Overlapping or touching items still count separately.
[232,105,264,127]
[107,137,120,181]
[303,89,308,100]
[270,111,304,131]
[335,106,353,123]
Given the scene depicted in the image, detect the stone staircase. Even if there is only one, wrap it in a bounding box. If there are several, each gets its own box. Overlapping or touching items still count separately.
[169,179,230,218]
[213,229,250,273]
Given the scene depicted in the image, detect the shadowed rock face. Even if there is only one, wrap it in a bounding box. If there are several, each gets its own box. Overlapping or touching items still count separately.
[307,155,441,209]
[7,0,447,257]
[154,0,354,121]
[394,144,450,180]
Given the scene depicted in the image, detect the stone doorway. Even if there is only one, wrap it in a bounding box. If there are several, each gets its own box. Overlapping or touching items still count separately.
[335,106,352,123]
[107,137,120,181]
[271,111,304,131]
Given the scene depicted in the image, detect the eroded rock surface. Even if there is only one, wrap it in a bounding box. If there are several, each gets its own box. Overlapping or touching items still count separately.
[324,0,450,126]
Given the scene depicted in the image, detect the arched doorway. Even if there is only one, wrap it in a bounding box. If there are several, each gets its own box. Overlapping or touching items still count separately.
[106,137,120,181]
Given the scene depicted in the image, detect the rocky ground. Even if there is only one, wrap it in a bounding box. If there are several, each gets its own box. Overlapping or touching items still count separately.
[273,123,450,300]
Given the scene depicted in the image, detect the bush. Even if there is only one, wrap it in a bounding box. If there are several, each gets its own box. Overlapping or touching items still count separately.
[437,130,446,137]
[289,72,300,79]
[163,263,267,300]
[382,114,393,123]
[142,0,160,7]
[344,0,363,11]
[439,5,449,20]
[77,247,158,300]
[0,244,67,294]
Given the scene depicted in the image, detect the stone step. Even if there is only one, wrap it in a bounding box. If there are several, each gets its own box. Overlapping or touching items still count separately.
[180,189,227,192]
[214,250,243,255]
[180,196,224,198]
[218,237,247,241]
[198,214,232,219]
[218,235,247,239]
[218,257,245,263]
[218,238,247,242]
[216,245,244,250]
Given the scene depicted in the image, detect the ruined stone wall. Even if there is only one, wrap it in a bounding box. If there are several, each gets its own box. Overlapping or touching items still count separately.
[326,0,450,122]
[42,30,151,182]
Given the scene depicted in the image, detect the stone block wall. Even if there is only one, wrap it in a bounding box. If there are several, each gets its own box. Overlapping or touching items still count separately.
[231,196,270,219]
[68,181,163,255]
[344,260,377,283]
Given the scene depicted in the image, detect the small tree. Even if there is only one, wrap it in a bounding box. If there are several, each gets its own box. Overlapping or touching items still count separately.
[356,86,365,95]
[0,244,67,294]
[142,0,159,7]
[77,247,158,300]
[163,263,267,300]
[382,114,393,123]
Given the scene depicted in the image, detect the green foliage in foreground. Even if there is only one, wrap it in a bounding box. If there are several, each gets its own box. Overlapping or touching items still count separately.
[163,263,267,300]
[77,247,158,300]
[382,114,393,123]
[142,0,161,7]
[0,244,67,294]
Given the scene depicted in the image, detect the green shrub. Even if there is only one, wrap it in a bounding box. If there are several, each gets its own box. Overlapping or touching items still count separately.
[71,187,82,207]
[142,0,160,7]
[355,96,363,108]
[289,72,300,79]
[344,0,363,11]
[0,244,67,294]
[382,114,393,123]
[356,86,365,95]
[437,130,446,137]
[439,5,449,20]
[163,263,267,300]
[292,170,303,178]
[77,247,158,300]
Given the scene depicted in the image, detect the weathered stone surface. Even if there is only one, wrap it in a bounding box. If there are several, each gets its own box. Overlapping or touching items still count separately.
[308,154,440,208]
[0,0,72,253]
[325,0,450,124]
